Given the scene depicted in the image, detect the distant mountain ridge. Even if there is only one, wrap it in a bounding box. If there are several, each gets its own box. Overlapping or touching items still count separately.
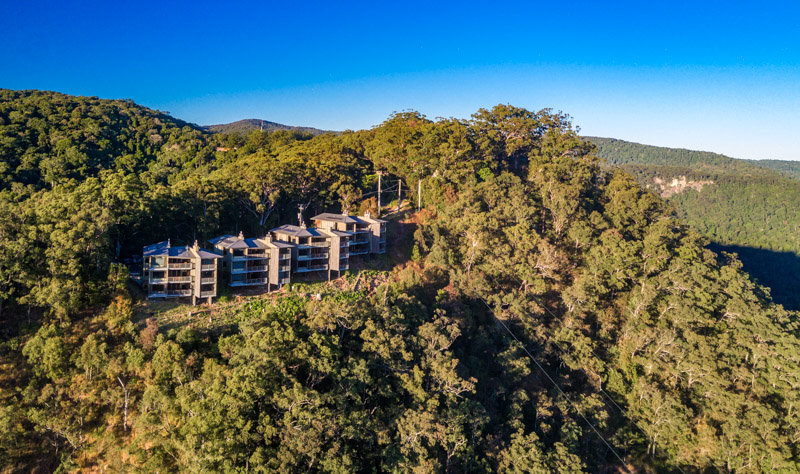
[203,119,331,135]
[585,135,800,310]
[585,136,800,179]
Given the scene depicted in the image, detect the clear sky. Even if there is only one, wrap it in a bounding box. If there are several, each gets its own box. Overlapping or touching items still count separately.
[2,0,800,160]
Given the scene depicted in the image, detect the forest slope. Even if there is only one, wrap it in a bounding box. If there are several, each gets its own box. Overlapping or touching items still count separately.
[203,118,330,135]
[587,136,800,310]
[1,93,799,472]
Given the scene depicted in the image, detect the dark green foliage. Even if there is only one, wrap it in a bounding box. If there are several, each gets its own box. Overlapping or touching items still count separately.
[2,92,800,472]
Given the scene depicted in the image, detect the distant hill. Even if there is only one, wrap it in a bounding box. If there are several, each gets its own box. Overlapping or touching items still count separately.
[203,119,331,135]
[587,136,800,310]
[752,159,800,180]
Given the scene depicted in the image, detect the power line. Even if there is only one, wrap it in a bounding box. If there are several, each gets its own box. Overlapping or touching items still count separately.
[477,295,632,472]
[481,272,687,474]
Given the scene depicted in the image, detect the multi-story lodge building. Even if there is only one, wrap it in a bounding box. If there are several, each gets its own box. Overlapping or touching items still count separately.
[269,225,334,275]
[142,240,221,304]
[312,212,387,255]
[141,213,388,302]
[209,232,292,291]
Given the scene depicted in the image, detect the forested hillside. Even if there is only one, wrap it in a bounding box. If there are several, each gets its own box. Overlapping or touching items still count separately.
[1,92,799,472]
[204,118,330,135]
[588,136,800,310]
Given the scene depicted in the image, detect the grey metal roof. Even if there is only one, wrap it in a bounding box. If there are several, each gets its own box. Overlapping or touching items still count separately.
[196,249,222,259]
[143,240,220,259]
[352,215,387,225]
[210,234,269,250]
[361,215,387,224]
[209,234,236,246]
[320,229,353,238]
[312,213,359,224]
[143,241,192,257]
[268,240,295,248]
[242,238,269,248]
[270,224,328,238]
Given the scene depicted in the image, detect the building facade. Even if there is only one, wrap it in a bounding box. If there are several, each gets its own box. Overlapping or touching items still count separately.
[142,240,220,304]
[142,212,388,301]
[312,212,387,255]
[269,225,332,275]
[210,232,293,291]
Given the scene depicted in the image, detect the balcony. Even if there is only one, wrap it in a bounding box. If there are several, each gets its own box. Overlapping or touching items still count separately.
[232,266,267,273]
[233,254,267,261]
[297,253,328,261]
[169,262,192,270]
[201,277,216,284]
[280,264,291,271]
[170,276,192,283]
[201,264,217,271]
[298,241,329,248]
[230,278,268,286]
[200,291,215,297]
[149,277,167,284]
[167,289,192,296]
[296,264,328,273]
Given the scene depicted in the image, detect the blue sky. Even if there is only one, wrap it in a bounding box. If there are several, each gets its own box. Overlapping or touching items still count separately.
[2,1,800,160]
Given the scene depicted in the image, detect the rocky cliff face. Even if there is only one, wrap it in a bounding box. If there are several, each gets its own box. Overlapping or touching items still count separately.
[651,175,714,198]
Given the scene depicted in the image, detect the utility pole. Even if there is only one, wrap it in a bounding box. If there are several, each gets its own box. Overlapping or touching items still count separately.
[377,171,382,217]
[417,179,422,212]
[397,179,402,211]
[298,203,306,227]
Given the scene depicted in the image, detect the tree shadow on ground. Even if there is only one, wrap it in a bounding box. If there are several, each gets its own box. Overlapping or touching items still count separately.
[709,243,800,312]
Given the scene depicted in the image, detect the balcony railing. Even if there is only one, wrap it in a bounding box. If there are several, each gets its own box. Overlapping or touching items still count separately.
[170,276,192,283]
[298,241,329,248]
[200,291,215,297]
[296,264,328,272]
[232,266,267,273]
[230,278,268,286]
[233,255,267,261]
[168,289,192,296]
[169,262,192,269]
[149,277,167,284]
[201,277,216,284]
[297,253,328,261]
[201,264,216,271]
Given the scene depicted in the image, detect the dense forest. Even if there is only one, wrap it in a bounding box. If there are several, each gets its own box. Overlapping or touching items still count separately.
[1,90,799,472]
[588,136,800,310]
[204,119,330,136]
